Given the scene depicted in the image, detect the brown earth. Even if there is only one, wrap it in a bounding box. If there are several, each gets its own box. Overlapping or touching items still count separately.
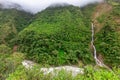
[92,3,113,33]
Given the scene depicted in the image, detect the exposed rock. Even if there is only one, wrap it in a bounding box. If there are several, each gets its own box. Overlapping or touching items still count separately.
[22,60,84,76]
[41,66,84,76]
[22,60,35,69]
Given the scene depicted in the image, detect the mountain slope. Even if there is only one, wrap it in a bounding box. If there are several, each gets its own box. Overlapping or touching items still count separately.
[0,8,32,44]
[18,6,94,65]
[93,2,120,66]
[0,2,119,67]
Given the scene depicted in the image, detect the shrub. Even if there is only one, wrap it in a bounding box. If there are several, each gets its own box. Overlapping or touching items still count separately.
[0,53,25,80]
[0,44,12,54]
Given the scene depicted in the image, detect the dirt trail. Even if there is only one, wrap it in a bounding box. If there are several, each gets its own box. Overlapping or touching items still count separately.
[92,3,113,33]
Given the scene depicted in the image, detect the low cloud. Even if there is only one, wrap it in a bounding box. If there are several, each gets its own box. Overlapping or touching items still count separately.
[0,0,103,14]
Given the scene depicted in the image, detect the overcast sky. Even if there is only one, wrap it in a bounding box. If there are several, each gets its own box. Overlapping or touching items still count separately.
[0,0,103,14]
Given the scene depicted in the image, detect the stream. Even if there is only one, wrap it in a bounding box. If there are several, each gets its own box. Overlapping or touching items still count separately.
[91,23,103,66]
[91,23,113,71]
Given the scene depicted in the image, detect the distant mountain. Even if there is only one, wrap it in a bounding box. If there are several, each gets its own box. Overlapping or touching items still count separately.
[0,8,32,44]
[0,2,22,10]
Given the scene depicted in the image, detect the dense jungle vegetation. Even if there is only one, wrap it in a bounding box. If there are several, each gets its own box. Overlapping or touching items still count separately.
[17,6,94,65]
[0,8,33,45]
[0,0,120,80]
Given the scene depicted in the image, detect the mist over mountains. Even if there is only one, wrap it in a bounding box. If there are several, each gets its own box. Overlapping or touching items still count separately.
[0,0,120,79]
[0,0,103,14]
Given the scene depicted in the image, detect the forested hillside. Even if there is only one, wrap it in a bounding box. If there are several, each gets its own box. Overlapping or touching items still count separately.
[17,6,93,65]
[0,0,120,80]
[0,8,32,45]
[95,3,120,66]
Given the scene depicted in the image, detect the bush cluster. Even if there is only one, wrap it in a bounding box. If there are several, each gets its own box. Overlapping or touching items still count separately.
[6,65,120,80]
